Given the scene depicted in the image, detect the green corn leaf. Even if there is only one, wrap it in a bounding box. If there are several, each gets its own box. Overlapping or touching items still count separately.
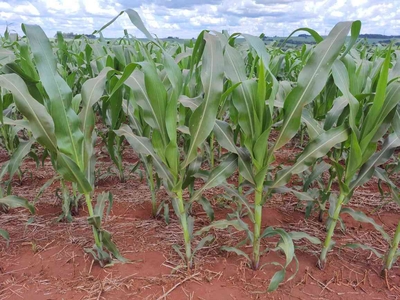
[350,133,400,190]
[124,69,166,136]
[224,43,257,139]
[223,185,255,222]
[22,24,84,167]
[79,67,114,186]
[0,229,10,243]
[331,60,359,134]
[0,195,35,214]
[345,132,362,183]
[213,121,255,184]
[179,95,202,111]
[198,197,215,221]
[360,48,391,150]
[191,154,237,200]
[193,234,214,256]
[268,269,286,292]
[303,161,331,191]
[183,32,224,168]
[273,21,355,151]
[261,228,295,267]
[343,243,383,258]
[56,153,92,194]
[5,139,34,181]
[302,108,324,140]
[138,61,169,144]
[273,125,349,188]
[220,246,251,262]
[114,124,174,188]
[324,96,348,130]
[101,229,128,263]
[289,231,321,244]
[0,74,57,152]
[195,219,251,236]
[341,207,390,242]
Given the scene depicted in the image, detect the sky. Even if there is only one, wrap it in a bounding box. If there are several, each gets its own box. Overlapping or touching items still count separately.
[0,0,399,39]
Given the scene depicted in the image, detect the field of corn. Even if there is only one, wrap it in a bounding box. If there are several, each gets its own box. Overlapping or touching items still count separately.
[0,9,399,299]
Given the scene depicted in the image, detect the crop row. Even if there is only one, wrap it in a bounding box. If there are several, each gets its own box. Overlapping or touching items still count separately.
[0,10,399,291]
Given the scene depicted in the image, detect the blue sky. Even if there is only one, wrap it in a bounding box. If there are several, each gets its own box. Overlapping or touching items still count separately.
[0,0,398,38]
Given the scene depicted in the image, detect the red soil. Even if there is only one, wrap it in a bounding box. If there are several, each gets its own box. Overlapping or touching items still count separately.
[0,142,399,300]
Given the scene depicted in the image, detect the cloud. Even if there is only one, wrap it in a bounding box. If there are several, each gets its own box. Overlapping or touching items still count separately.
[0,0,399,38]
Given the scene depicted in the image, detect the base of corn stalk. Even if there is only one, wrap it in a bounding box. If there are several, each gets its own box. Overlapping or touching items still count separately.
[84,193,101,248]
[176,190,193,269]
[319,193,346,270]
[382,220,400,275]
[252,188,263,270]
[144,159,158,218]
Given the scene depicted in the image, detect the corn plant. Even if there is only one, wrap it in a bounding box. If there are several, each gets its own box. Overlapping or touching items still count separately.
[318,47,400,269]
[0,25,124,266]
[0,191,35,244]
[196,21,361,291]
[96,9,236,268]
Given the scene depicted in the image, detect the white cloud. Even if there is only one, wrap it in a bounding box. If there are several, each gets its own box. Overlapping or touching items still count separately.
[0,0,399,38]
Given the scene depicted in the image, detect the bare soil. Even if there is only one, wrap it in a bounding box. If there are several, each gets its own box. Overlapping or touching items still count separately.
[0,141,399,300]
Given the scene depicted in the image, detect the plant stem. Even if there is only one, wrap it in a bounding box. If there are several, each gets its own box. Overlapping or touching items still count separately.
[319,193,345,269]
[252,186,263,270]
[84,193,101,248]
[210,133,215,168]
[384,220,400,271]
[148,162,157,218]
[144,159,157,217]
[176,189,192,268]
[238,174,243,195]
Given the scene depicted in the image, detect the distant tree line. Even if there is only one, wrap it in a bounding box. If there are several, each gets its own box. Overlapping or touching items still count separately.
[360,34,400,39]
[55,31,96,39]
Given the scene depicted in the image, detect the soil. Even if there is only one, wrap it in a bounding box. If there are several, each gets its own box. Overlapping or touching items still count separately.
[0,139,399,300]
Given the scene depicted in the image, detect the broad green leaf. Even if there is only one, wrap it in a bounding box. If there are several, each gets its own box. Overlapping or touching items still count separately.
[341,207,390,242]
[273,21,355,151]
[191,154,237,200]
[273,125,349,188]
[193,235,214,256]
[343,243,383,258]
[114,124,174,188]
[5,139,34,181]
[79,67,114,186]
[224,44,256,138]
[268,269,286,292]
[303,161,331,191]
[195,219,251,236]
[289,232,321,244]
[183,33,224,167]
[220,246,250,262]
[23,24,84,167]
[0,195,35,214]
[0,229,9,242]
[213,121,255,184]
[332,60,359,134]
[0,74,57,152]
[302,108,324,139]
[56,153,92,194]
[324,96,348,130]
[350,133,400,190]
[125,70,166,135]
[360,51,391,152]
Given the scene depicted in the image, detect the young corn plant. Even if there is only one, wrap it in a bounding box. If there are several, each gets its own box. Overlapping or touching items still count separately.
[198,21,360,291]
[115,31,235,269]
[100,9,235,268]
[0,24,124,266]
[0,192,35,244]
[318,47,400,269]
